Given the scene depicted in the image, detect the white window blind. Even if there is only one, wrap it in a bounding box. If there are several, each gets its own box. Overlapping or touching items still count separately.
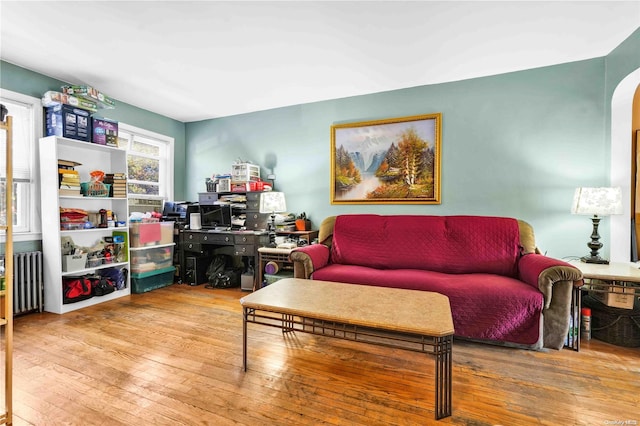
[0,96,34,182]
[0,89,40,235]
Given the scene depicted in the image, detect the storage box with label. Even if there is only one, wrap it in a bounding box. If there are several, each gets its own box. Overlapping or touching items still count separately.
[45,104,92,142]
[62,253,88,272]
[590,283,637,309]
[129,222,162,247]
[92,117,118,146]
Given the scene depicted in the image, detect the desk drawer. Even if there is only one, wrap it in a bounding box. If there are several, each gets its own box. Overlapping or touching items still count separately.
[183,232,233,245]
[246,212,268,230]
[234,244,254,256]
[234,234,254,244]
[183,232,201,243]
[246,200,261,210]
[207,233,233,245]
[183,242,204,253]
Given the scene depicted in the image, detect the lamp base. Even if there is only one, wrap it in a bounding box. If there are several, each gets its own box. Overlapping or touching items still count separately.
[267,213,277,248]
[580,255,609,265]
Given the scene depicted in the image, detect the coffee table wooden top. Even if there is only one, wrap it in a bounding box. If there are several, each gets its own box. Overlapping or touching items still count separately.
[240,278,454,337]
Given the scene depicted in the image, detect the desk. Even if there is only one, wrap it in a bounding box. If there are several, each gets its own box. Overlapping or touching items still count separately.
[179,229,269,286]
[568,261,640,350]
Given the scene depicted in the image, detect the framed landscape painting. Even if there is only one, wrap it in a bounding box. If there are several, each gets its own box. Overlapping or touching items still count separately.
[331,113,441,204]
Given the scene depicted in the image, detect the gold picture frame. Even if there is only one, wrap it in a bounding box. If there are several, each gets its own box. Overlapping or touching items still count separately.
[331,113,442,204]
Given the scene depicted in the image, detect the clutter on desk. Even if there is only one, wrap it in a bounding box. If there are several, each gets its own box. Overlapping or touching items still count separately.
[206,160,272,193]
[295,212,311,231]
[274,213,296,232]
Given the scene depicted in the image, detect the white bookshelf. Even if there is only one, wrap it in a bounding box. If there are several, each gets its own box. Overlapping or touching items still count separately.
[39,136,131,314]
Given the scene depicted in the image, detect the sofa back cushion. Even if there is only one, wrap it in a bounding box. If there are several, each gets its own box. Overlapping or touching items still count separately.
[330,214,521,277]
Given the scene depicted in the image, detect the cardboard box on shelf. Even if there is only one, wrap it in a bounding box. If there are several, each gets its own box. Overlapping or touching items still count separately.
[45,104,92,142]
[92,117,118,146]
[590,283,637,309]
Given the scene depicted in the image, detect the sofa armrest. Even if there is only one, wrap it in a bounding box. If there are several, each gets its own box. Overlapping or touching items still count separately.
[290,244,330,279]
[518,254,584,349]
[518,254,583,308]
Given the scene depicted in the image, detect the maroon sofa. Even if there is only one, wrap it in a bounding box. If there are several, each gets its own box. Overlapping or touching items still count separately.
[289,214,583,350]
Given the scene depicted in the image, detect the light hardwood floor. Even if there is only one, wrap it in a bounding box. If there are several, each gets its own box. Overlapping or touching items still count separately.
[5,283,640,425]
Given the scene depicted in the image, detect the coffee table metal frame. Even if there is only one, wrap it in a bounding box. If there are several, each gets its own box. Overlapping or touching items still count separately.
[241,280,453,420]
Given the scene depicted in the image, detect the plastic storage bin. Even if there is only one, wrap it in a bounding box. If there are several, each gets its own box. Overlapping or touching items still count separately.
[160,221,174,244]
[131,267,175,293]
[62,253,88,272]
[129,244,174,274]
[231,163,260,182]
[129,222,162,247]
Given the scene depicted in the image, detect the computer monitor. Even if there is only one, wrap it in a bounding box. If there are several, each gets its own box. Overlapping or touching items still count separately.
[200,204,233,229]
[162,201,190,220]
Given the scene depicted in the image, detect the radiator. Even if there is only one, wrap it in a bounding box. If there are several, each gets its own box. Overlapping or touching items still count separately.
[8,251,44,315]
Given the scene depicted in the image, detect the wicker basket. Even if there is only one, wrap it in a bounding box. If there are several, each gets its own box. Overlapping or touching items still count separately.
[81,182,111,197]
[583,295,640,347]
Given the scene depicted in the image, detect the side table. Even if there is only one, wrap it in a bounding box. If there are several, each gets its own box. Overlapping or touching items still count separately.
[257,247,295,291]
[276,230,319,245]
[568,261,640,350]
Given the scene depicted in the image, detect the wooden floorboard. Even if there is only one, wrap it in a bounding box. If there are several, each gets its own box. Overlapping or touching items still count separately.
[4,283,640,425]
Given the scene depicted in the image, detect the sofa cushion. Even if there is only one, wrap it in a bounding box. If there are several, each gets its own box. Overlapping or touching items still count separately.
[312,264,544,345]
[331,214,521,277]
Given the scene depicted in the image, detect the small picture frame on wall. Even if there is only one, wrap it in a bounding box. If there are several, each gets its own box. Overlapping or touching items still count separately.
[330,113,441,204]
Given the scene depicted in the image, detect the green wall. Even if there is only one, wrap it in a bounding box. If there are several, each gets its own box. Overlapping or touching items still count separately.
[186,58,608,259]
[3,26,639,261]
[0,60,186,252]
[0,60,187,200]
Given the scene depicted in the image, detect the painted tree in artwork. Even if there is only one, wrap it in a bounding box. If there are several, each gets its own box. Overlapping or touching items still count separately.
[375,143,400,180]
[334,145,361,190]
[369,126,435,199]
[397,128,428,185]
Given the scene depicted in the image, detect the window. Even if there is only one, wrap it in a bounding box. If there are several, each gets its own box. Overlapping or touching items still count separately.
[117,123,174,202]
[0,89,41,237]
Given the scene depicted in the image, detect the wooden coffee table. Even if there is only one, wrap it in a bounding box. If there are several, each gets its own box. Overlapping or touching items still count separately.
[240,278,455,420]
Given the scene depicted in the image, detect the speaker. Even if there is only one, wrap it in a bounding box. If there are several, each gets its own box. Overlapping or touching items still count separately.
[185,255,211,286]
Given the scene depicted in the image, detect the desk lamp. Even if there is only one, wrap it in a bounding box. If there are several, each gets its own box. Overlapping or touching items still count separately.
[259,191,287,247]
[571,187,623,264]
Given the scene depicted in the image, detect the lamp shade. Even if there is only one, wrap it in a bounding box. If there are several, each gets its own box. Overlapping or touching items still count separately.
[259,191,287,214]
[571,187,623,216]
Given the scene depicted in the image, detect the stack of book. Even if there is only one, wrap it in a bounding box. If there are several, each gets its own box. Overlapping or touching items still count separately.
[58,159,81,196]
[105,173,127,198]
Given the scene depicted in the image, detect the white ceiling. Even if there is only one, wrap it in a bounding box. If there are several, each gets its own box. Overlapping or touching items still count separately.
[1,1,639,122]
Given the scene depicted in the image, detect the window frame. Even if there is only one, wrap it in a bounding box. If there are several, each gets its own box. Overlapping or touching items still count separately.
[0,88,42,242]
[118,122,174,203]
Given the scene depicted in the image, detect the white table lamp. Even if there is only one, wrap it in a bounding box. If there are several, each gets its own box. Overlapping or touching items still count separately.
[259,191,287,247]
[571,187,623,264]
